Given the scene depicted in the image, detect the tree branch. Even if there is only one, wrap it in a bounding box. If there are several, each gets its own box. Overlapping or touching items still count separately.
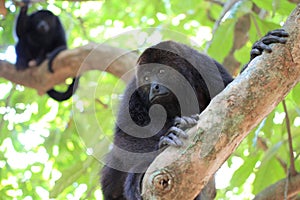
[0,43,138,95]
[282,100,297,176]
[142,5,300,200]
[253,173,300,200]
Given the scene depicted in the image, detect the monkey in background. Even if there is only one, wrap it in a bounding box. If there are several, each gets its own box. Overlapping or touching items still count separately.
[15,2,79,101]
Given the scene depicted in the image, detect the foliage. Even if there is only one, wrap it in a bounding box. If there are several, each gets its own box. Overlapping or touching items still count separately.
[0,0,299,199]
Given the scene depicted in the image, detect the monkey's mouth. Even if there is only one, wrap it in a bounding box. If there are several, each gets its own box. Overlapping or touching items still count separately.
[149,83,171,103]
[150,93,170,103]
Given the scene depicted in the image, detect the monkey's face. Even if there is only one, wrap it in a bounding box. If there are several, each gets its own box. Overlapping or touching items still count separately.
[135,45,205,117]
[136,64,183,105]
[28,10,56,37]
[137,64,172,103]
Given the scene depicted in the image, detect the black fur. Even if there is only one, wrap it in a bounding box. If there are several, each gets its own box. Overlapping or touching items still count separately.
[101,29,288,200]
[15,4,79,101]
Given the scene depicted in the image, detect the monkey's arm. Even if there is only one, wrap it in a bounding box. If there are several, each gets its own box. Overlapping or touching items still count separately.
[16,2,29,39]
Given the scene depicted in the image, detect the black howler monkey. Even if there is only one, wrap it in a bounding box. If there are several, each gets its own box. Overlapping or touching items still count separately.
[15,3,79,101]
[100,29,288,200]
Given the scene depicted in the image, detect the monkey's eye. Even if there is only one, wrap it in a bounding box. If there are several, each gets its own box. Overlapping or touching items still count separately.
[159,69,165,74]
[144,76,149,81]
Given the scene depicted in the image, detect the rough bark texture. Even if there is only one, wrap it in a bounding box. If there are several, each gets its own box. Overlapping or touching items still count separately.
[142,5,300,200]
[0,43,138,95]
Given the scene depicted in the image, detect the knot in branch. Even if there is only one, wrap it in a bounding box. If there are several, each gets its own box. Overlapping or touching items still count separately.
[152,169,174,194]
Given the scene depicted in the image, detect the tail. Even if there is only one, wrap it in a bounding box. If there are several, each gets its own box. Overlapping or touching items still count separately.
[47,77,79,102]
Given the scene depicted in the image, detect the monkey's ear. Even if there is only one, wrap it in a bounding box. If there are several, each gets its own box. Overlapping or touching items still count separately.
[136,47,157,66]
[136,54,143,65]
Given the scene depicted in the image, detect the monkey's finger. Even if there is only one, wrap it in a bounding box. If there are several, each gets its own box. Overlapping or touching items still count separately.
[190,114,200,121]
[181,116,198,126]
[168,133,183,146]
[250,48,262,60]
[158,134,183,148]
[267,29,289,37]
[168,126,188,138]
[261,35,287,45]
[254,42,272,53]
[250,48,261,56]
[174,116,198,129]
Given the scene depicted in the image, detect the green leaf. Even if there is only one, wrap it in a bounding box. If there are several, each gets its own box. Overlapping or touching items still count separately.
[253,158,285,194]
[208,19,236,63]
[249,14,281,40]
[230,155,260,187]
[272,0,295,16]
[234,44,251,65]
[261,141,283,164]
[292,83,300,105]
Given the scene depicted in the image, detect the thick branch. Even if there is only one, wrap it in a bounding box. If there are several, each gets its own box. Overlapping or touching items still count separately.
[142,5,300,200]
[0,43,138,95]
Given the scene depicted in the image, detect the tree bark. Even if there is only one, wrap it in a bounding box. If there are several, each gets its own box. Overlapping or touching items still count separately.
[0,43,138,95]
[142,5,300,200]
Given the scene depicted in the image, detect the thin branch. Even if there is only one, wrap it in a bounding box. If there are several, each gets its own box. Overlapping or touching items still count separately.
[95,98,109,109]
[282,100,297,176]
[250,14,262,38]
[205,0,241,51]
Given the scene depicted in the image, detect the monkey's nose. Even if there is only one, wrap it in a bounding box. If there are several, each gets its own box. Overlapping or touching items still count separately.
[152,84,160,93]
[149,83,170,102]
[37,21,50,33]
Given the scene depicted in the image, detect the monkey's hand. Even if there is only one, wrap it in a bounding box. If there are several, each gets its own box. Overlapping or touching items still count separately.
[250,28,289,60]
[158,115,199,148]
